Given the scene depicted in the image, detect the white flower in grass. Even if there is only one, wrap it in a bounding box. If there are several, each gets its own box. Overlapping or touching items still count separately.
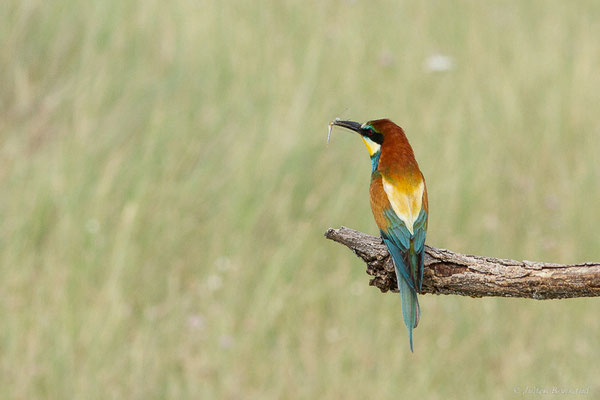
[424,54,454,72]
[187,314,205,330]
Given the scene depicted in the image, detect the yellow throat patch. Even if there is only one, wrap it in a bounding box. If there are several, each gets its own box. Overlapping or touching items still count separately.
[361,137,381,156]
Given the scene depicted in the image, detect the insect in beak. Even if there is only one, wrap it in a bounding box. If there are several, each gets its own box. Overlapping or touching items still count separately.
[327,117,341,144]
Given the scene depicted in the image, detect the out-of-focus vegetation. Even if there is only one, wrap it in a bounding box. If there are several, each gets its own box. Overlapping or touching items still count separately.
[2,0,599,398]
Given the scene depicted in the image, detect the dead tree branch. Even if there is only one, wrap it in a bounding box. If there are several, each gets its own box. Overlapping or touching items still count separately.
[325,226,600,299]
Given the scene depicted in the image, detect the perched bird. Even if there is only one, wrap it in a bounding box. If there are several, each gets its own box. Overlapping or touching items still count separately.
[330,119,428,352]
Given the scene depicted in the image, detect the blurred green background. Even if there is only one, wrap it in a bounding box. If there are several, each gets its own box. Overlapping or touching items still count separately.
[2,0,600,398]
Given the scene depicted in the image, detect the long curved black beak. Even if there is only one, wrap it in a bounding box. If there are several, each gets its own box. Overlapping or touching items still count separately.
[330,119,362,133]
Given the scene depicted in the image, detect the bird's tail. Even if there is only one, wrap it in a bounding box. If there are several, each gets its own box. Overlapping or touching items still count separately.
[397,274,420,352]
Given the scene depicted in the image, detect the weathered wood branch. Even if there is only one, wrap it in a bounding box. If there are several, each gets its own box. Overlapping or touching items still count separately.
[325,226,600,299]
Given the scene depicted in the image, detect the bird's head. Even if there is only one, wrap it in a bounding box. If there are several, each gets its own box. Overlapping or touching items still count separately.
[329,119,388,157]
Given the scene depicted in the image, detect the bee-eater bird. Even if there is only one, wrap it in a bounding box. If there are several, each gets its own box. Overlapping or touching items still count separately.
[330,118,428,352]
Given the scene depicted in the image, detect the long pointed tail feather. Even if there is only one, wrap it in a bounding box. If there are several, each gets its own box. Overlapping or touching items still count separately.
[382,233,423,352]
[398,274,420,352]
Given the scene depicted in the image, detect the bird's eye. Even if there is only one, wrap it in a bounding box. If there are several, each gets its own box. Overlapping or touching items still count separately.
[366,129,374,136]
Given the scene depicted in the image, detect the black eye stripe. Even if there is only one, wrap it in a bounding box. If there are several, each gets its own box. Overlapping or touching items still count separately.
[361,125,383,144]
[364,127,376,136]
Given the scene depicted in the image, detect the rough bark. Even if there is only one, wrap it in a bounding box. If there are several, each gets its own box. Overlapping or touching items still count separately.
[325,226,600,299]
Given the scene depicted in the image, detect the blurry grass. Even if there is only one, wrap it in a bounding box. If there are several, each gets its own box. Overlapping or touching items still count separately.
[2,0,600,398]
